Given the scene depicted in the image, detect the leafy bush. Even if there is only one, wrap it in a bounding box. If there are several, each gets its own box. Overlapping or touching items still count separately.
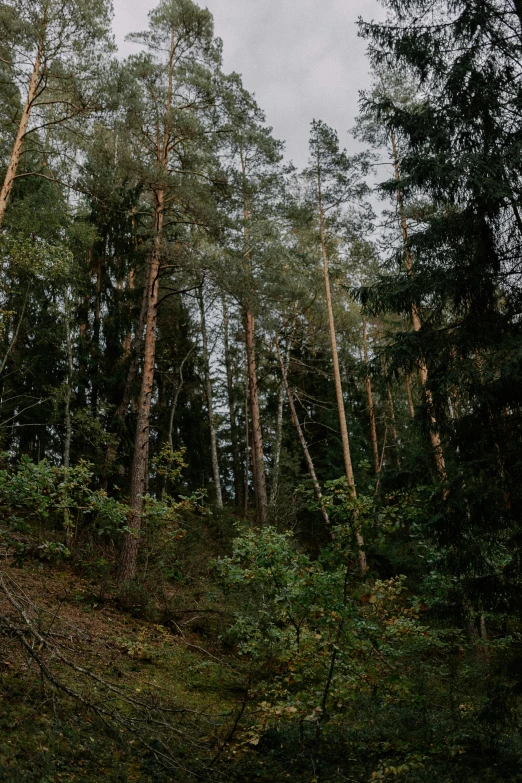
[215,488,522,780]
[0,454,129,549]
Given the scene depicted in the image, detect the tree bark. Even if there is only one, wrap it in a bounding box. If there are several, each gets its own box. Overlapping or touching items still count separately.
[123,268,135,359]
[362,316,380,476]
[63,289,74,469]
[245,310,267,523]
[117,196,163,583]
[270,370,286,507]
[63,287,74,547]
[391,130,447,482]
[244,381,250,516]
[0,44,42,228]
[276,337,332,534]
[117,265,149,420]
[198,288,223,508]
[118,26,180,580]
[222,295,243,507]
[91,245,104,412]
[240,147,267,524]
[317,167,366,571]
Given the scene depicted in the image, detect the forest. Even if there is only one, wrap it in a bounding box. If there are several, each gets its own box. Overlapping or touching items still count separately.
[0,0,521,780]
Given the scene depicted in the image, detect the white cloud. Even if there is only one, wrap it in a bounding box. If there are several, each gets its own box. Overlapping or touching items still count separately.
[112,0,386,165]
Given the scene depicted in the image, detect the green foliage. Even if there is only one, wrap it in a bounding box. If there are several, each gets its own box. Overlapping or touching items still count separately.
[153,443,187,486]
[216,519,522,780]
[0,455,129,547]
[0,234,75,283]
[0,0,521,779]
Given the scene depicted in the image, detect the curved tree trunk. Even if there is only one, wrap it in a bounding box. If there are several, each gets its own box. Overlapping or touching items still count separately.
[276,337,332,535]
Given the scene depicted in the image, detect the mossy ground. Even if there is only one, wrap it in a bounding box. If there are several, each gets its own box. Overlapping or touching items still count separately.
[0,560,242,782]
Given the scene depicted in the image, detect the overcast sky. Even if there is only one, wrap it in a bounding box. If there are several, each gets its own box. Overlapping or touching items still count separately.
[112,0,386,167]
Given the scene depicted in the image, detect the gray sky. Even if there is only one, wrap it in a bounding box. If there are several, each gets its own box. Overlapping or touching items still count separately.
[113,0,385,167]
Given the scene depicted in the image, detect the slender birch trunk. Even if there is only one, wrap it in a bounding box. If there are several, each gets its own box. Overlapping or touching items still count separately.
[270,374,286,507]
[317,166,366,571]
[276,337,332,534]
[198,289,223,508]
[0,286,29,377]
[222,295,243,507]
[362,316,380,476]
[0,44,42,228]
[391,130,447,482]
[241,147,267,524]
[166,346,193,451]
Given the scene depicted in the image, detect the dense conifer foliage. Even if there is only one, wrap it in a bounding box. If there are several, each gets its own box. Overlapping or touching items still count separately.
[0,0,521,780]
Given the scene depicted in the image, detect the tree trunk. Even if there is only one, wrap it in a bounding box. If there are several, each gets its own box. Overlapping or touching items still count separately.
[317,169,366,571]
[245,310,267,523]
[362,316,380,476]
[166,345,193,451]
[385,378,401,468]
[91,246,104,412]
[222,295,243,507]
[270,370,286,507]
[244,381,250,516]
[63,287,74,547]
[99,266,149,491]
[0,286,29,377]
[0,45,42,228]
[276,337,332,534]
[123,268,135,359]
[117,265,150,420]
[240,146,267,525]
[63,289,74,469]
[117,195,164,583]
[391,129,447,483]
[198,288,223,508]
[405,375,415,420]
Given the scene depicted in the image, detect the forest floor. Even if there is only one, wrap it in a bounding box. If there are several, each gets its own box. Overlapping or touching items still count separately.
[0,557,245,782]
